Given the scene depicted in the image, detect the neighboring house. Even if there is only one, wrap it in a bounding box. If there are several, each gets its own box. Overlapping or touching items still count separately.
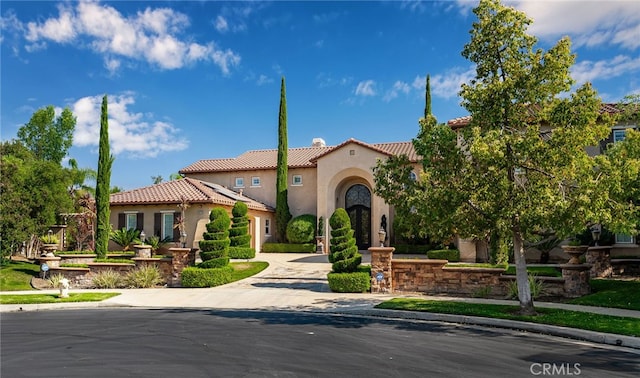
[109,178,274,252]
[446,103,639,259]
[180,138,420,250]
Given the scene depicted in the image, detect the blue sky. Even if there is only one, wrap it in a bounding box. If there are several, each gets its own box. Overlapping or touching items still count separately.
[2,0,639,191]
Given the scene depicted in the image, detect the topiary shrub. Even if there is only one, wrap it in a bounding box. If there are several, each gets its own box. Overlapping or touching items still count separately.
[327,208,365,293]
[181,266,233,288]
[427,249,460,262]
[260,243,316,253]
[228,201,256,259]
[198,207,231,267]
[286,214,317,244]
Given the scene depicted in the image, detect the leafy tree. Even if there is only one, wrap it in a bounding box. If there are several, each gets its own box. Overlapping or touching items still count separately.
[375,0,626,315]
[95,95,114,259]
[198,207,231,268]
[17,105,76,164]
[152,175,163,184]
[275,76,292,242]
[0,141,74,262]
[229,201,255,259]
[424,74,431,118]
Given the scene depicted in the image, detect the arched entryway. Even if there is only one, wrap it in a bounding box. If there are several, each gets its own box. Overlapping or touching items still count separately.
[345,184,371,250]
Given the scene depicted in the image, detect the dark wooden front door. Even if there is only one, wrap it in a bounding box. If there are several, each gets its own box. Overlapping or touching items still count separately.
[345,184,371,250]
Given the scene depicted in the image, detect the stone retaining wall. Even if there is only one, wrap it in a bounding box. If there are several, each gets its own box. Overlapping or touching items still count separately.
[371,247,590,298]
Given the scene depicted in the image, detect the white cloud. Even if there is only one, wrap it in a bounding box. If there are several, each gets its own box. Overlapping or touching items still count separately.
[355,80,377,96]
[26,4,76,43]
[316,72,352,88]
[73,93,188,158]
[383,81,411,102]
[499,1,640,50]
[256,74,273,86]
[10,1,240,75]
[214,15,229,33]
[571,55,640,85]
[413,68,475,99]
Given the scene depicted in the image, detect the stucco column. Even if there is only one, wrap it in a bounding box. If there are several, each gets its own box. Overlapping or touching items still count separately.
[369,246,394,293]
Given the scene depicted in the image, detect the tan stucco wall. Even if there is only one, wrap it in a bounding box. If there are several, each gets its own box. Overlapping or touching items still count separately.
[185,167,317,217]
[110,204,274,252]
[316,143,392,247]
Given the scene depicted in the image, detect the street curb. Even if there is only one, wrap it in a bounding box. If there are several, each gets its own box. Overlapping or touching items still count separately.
[334,308,640,350]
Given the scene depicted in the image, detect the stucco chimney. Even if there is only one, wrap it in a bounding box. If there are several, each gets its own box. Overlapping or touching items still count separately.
[312,138,326,147]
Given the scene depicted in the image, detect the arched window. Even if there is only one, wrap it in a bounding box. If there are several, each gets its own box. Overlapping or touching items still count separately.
[346,184,371,208]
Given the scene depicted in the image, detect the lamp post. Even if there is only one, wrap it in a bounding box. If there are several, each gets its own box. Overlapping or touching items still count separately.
[378,228,386,247]
[590,225,601,246]
[140,230,146,244]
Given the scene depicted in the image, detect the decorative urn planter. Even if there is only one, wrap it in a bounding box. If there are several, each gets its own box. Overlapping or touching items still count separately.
[561,245,589,264]
[41,244,58,257]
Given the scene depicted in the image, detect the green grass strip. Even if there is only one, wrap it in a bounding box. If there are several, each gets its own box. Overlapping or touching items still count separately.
[0,292,120,305]
[0,261,40,291]
[375,298,639,337]
[230,261,268,282]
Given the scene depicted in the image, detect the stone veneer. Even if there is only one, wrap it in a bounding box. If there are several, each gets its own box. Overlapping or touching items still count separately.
[370,247,591,298]
[43,249,195,288]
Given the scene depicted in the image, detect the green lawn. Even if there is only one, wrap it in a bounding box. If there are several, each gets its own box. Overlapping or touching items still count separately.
[0,261,40,291]
[375,298,639,337]
[568,279,640,310]
[0,292,120,304]
[230,261,269,282]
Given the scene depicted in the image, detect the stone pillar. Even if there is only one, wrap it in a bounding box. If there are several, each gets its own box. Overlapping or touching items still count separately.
[38,255,61,269]
[169,247,192,287]
[560,264,591,298]
[369,247,394,293]
[133,244,152,258]
[586,246,612,278]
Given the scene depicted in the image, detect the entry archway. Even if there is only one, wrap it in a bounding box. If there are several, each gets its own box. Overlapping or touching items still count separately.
[345,184,371,250]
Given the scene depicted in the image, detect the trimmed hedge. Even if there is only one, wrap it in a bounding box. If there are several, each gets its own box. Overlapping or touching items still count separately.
[229,247,256,259]
[261,243,316,253]
[181,266,233,288]
[427,249,460,262]
[327,272,370,293]
[286,214,317,244]
[392,244,431,254]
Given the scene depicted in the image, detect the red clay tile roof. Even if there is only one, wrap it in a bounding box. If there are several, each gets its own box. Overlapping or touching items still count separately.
[447,103,622,130]
[180,139,418,174]
[110,178,273,212]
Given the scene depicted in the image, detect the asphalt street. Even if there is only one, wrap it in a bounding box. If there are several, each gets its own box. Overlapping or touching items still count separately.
[2,308,639,378]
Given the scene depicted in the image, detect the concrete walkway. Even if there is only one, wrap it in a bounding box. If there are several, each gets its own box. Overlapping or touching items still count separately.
[2,252,639,349]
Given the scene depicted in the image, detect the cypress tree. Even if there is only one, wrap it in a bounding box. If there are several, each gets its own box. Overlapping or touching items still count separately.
[275,77,292,242]
[94,95,113,259]
[424,74,432,118]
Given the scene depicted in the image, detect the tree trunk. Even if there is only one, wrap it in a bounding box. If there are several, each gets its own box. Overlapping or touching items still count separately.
[512,226,536,315]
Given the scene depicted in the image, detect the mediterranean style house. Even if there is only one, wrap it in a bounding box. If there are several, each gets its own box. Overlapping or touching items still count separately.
[109,105,638,260]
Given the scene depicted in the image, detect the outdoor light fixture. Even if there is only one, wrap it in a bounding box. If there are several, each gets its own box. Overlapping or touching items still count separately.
[378,228,386,247]
[180,231,187,248]
[591,225,601,246]
[140,230,146,244]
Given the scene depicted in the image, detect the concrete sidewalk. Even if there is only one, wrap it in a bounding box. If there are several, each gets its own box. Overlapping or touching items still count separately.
[2,252,639,349]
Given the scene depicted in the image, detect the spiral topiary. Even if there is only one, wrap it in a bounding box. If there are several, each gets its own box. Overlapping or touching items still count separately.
[198,207,230,267]
[328,208,361,273]
[229,201,255,259]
